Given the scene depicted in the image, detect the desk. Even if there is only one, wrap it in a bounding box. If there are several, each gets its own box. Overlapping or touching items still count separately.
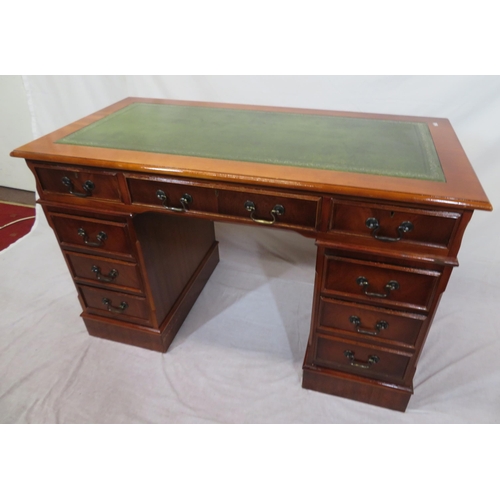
[11,97,492,411]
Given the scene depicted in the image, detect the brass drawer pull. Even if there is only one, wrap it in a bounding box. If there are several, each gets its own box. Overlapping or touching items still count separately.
[91,265,118,283]
[62,176,95,198]
[356,276,399,298]
[77,228,107,247]
[344,350,379,369]
[102,298,128,313]
[156,190,193,212]
[365,217,413,242]
[244,201,285,225]
[349,315,388,336]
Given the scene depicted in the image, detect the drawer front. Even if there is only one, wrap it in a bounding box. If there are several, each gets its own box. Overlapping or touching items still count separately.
[330,199,460,248]
[217,188,321,230]
[322,255,440,312]
[65,252,144,292]
[127,177,218,213]
[34,164,122,202]
[50,213,135,259]
[314,334,412,381]
[78,285,151,325]
[317,297,425,348]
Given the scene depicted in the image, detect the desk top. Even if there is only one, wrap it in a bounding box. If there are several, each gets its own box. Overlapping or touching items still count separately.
[11,97,492,211]
[55,102,445,182]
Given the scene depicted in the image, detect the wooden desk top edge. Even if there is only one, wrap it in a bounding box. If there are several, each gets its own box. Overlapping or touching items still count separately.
[11,97,492,211]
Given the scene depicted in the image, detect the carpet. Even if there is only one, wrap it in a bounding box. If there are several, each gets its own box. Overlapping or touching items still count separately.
[0,202,36,251]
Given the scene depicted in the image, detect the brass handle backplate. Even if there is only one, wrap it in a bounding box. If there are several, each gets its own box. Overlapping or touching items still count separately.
[91,265,118,283]
[244,200,285,225]
[349,315,388,336]
[62,176,95,198]
[356,276,399,298]
[156,190,193,213]
[77,228,107,247]
[102,298,128,314]
[365,217,413,242]
[344,350,380,369]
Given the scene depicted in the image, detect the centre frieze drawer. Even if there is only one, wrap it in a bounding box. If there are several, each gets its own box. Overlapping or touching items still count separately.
[217,187,321,230]
[126,176,218,214]
[321,254,441,312]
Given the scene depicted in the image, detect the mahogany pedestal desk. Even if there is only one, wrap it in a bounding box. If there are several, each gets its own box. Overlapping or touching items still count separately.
[11,98,492,412]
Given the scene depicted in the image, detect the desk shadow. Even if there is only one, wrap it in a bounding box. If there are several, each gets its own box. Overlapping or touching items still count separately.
[169,222,317,364]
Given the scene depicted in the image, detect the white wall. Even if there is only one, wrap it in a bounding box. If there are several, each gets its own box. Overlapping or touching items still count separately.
[0,76,35,191]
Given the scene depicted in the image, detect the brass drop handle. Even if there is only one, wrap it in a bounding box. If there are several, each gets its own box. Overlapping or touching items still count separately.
[349,315,388,336]
[365,217,413,242]
[244,200,285,225]
[156,190,193,212]
[77,228,107,247]
[344,350,379,369]
[91,265,118,283]
[356,276,399,298]
[62,176,95,198]
[102,298,128,314]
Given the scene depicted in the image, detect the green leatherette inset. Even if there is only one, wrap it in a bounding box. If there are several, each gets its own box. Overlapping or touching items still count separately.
[57,103,445,181]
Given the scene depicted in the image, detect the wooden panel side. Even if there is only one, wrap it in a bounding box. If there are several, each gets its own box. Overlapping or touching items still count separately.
[133,211,217,325]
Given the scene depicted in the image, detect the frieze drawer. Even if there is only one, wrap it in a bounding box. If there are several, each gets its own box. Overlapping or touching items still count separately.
[33,163,123,202]
[126,176,218,214]
[329,199,461,250]
[217,187,321,230]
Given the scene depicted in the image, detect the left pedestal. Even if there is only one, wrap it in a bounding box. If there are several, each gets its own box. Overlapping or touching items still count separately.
[44,206,219,352]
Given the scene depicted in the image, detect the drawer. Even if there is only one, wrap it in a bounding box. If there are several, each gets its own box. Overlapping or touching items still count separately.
[65,251,144,293]
[217,187,321,230]
[78,285,151,325]
[314,334,413,381]
[317,297,425,348]
[49,213,135,259]
[33,163,122,202]
[329,199,461,249]
[322,254,441,312]
[127,176,217,213]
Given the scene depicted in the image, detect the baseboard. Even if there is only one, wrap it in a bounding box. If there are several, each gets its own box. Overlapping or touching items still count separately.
[302,361,413,412]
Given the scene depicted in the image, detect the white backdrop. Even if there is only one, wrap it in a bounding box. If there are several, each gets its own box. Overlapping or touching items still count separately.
[1,75,499,423]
